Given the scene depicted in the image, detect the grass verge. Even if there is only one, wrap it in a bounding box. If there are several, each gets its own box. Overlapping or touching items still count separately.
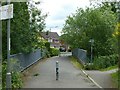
[100,65,118,71]
[111,71,118,88]
[69,56,83,69]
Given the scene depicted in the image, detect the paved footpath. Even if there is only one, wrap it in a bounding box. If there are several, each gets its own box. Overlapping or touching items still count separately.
[85,69,118,88]
[22,56,98,88]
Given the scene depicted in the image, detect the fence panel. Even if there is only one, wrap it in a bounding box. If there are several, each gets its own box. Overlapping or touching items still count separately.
[72,48,87,64]
[10,49,44,71]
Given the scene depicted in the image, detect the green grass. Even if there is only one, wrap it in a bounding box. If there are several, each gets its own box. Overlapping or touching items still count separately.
[111,71,118,87]
[100,65,118,71]
[0,84,1,90]
[69,56,83,69]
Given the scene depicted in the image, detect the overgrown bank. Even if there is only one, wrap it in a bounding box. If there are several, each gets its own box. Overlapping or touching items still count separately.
[69,56,84,69]
[70,56,118,88]
[111,71,118,87]
[84,54,118,70]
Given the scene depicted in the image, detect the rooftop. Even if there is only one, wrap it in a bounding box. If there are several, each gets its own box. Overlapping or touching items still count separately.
[41,32,59,39]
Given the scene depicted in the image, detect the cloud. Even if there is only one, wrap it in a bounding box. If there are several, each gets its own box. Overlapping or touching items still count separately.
[38,0,91,35]
[45,19,64,28]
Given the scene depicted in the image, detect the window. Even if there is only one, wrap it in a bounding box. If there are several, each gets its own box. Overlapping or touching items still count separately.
[48,38,52,42]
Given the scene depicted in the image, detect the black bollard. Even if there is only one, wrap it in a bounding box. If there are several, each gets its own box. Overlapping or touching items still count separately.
[56,61,59,80]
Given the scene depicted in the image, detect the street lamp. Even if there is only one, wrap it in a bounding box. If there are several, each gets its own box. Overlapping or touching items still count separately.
[89,38,94,64]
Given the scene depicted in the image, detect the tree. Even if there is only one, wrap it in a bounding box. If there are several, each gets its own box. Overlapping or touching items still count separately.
[62,6,117,57]
[28,0,47,51]
[102,2,117,13]
[2,1,47,59]
[2,2,31,59]
[2,1,47,88]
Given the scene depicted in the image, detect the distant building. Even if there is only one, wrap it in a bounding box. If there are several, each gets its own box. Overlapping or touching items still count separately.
[41,32,61,48]
[60,39,69,52]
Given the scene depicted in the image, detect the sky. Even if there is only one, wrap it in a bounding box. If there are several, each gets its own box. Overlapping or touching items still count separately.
[37,0,91,35]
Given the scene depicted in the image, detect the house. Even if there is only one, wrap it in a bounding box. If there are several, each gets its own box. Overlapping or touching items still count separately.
[60,39,69,52]
[41,32,61,48]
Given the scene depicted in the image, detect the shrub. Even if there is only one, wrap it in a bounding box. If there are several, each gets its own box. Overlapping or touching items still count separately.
[2,60,23,89]
[45,50,51,58]
[45,42,50,51]
[50,48,60,57]
[93,54,118,70]
[84,54,118,70]
[11,72,23,88]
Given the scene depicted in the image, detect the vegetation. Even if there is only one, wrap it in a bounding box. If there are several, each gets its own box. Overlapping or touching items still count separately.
[28,1,47,51]
[1,1,119,89]
[93,54,118,69]
[11,72,23,88]
[111,71,118,87]
[61,3,119,71]
[84,54,118,70]
[61,6,119,89]
[50,48,60,57]
[44,42,60,57]
[2,61,23,89]
[100,65,118,71]
[61,5,117,57]
[45,42,50,52]
[2,1,47,57]
[2,1,47,89]
[70,56,83,69]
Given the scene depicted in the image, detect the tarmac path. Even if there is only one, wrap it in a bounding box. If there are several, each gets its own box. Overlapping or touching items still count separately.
[22,55,98,88]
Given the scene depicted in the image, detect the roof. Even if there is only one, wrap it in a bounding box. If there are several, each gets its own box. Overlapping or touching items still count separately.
[41,32,59,39]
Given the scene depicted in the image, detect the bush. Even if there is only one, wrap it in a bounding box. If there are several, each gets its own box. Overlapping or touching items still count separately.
[45,42,50,51]
[93,54,118,69]
[11,72,23,88]
[45,50,51,58]
[84,54,118,70]
[50,48,60,57]
[2,60,23,89]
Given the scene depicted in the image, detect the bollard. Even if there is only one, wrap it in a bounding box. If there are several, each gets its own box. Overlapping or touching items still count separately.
[56,61,59,80]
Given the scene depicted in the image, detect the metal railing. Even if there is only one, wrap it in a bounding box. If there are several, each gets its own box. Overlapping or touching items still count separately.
[10,49,46,72]
[72,48,87,64]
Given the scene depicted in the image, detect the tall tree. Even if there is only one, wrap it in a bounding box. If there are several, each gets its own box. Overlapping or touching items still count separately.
[2,2,30,59]
[62,6,117,57]
[28,0,47,51]
[2,1,47,59]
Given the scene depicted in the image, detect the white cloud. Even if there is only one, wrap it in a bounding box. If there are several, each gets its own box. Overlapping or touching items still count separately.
[37,0,91,35]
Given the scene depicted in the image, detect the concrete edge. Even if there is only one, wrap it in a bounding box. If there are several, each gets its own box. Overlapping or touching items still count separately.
[80,68,104,89]
[70,55,103,89]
